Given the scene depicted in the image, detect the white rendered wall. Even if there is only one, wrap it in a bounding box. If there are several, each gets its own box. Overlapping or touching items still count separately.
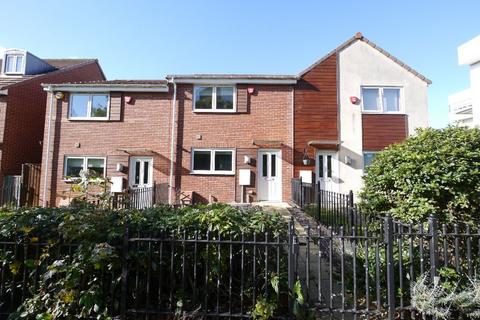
[338,41,429,195]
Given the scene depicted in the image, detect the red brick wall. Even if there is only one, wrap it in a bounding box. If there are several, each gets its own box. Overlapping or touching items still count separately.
[41,83,294,206]
[1,61,104,182]
[39,91,173,206]
[174,84,294,203]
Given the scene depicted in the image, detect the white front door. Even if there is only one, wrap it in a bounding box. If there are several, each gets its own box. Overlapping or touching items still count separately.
[315,151,338,192]
[257,150,282,201]
[129,157,153,188]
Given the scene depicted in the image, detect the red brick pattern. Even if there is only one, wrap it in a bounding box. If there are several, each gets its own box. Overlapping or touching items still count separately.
[39,91,173,206]
[40,82,295,206]
[174,84,294,203]
[0,62,104,187]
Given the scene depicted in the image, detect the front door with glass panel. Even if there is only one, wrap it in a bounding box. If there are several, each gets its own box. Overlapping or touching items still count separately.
[315,151,338,192]
[257,150,282,201]
[129,157,153,188]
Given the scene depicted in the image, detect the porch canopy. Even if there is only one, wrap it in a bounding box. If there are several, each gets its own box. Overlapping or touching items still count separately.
[307,140,341,150]
[252,140,284,148]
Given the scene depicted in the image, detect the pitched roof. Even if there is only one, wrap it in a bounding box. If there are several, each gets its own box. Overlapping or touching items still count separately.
[42,79,169,92]
[166,74,297,84]
[0,59,101,90]
[298,32,432,84]
[43,59,95,69]
[51,79,168,85]
[167,74,296,80]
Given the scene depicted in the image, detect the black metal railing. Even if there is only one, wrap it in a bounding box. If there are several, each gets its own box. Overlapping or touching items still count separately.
[291,178,368,234]
[109,185,158,209]
[290,214,480,319]
[1,216,480,319]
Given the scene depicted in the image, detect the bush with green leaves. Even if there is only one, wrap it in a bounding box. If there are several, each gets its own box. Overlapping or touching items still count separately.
[0,203,288,319]
[411,269,480,319]
[360,126,480,224]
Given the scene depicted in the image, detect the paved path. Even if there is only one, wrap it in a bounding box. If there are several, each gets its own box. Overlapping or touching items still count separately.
[256,203,351,319]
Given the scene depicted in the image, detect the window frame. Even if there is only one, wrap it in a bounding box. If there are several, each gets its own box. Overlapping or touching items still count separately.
[361,86,402,114]
[68,93,110,120]
[3,54,25,75]
[192,85,236,113]
[191,148,236,175]
[362,152,378,171]
[63,156,107,180]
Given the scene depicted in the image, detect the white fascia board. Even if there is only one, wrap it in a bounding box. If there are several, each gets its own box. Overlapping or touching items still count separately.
[172,78,297,85]
[43,85,169,92]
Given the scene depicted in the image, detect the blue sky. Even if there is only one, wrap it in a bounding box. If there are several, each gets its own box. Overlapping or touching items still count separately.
[0,0,478,128]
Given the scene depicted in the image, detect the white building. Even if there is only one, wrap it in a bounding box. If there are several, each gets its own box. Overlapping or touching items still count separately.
[448,34,480,128]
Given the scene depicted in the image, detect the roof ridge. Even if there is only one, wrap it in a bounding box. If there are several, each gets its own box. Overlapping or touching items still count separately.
[297,32,432,84]
[1,59,102,90]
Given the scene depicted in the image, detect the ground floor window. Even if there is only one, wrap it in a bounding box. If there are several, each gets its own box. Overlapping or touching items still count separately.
[191,149,235,174]
[64,156,106,178]
[363,152,378,169]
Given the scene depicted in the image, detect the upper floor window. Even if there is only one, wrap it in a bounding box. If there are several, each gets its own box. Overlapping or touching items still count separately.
[362,87,401,113]
[4,54,24,74]
[193,86,235,112]
[191,148,235,175]
[69,93,109,120]
[64,156,106,179]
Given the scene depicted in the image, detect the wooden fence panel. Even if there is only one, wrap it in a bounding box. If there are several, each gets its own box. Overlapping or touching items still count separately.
[1,175,22,208]
[21,163,41,207]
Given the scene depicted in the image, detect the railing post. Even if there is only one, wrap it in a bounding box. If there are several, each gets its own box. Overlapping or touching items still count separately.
[287,217,295,314]
[316,182,321,221]
[299,177,304,208]
[348,190,354,231]
[120,222,129,319]
[428,215,439,280]
[384,215,395,320]
[152,183,157,206]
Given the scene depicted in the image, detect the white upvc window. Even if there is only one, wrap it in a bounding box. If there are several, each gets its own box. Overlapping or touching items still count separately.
[363,152,378,170]
[4,54,24,74]
[64,156,106,179]
[69,93,110,120]
[191,148,235,175]
[193,86,236,112]
[361,87,401,113]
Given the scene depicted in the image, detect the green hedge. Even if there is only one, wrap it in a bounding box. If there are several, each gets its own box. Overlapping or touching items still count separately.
[0,203,288,319]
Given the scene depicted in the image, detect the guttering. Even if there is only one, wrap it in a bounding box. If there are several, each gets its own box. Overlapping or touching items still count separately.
[42,87,55,207]
[167,78,177,205]
[171,79,297,85]
[166,75,297,85]
[41,84,169,92]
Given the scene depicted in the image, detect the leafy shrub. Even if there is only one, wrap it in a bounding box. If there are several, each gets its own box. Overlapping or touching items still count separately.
[0,203,287,319]
[412,270,480,319]
[360,127,480,224]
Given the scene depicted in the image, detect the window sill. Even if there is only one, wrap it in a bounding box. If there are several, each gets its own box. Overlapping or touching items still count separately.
[193,109,236,114]
[361,111,405,115]
[68,117,110,121]
[190,171,235,176]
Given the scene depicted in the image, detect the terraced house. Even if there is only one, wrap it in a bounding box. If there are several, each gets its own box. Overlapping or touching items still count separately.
[39,33,430,207]
[0,48,104,205]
